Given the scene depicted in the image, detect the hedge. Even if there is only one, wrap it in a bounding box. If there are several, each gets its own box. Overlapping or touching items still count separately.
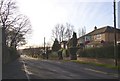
[77,45,120,58]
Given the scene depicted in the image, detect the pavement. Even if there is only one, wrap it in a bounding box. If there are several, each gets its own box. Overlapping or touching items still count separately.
[2,58,27,79]
[2,55,120,80]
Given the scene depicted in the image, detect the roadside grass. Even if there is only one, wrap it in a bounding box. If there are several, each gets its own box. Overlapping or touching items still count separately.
[62,60,120,70]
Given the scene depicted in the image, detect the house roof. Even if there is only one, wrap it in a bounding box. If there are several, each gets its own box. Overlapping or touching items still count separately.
[60,41,67,44]
[79,26,120,38]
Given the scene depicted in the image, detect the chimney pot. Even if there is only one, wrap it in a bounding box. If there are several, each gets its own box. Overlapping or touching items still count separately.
[94,26,97,30]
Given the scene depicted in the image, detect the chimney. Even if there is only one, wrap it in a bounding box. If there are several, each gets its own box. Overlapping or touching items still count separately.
[94,26,97,30]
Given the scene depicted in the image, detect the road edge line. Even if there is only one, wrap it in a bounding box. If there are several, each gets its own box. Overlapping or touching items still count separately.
[22,60,31,81]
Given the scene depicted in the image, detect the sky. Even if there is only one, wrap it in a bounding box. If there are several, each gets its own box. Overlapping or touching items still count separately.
[17,0,120,48]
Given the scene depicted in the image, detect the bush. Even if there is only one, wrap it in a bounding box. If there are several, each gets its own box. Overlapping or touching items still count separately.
[49,51,58,60]
[77,45,119,58]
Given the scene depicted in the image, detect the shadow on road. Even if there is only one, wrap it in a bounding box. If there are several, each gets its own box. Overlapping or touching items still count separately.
[2,58,27,79]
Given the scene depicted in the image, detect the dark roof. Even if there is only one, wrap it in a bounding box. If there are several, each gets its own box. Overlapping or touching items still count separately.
[60,41,67,44]
[80,26,120,38]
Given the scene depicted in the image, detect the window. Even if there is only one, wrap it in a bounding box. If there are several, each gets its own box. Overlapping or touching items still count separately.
[95,34,101,40]
[85,36,91,41]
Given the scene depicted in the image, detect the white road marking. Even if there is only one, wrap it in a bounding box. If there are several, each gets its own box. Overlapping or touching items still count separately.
[22,60,31,81]
[21,55,38,60]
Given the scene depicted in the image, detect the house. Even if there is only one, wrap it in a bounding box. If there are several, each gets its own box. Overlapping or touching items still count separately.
[60,41,68,49]
[77,26,120,48]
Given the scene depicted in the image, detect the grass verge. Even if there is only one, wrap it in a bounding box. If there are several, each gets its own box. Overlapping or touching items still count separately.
[63,60,120,70]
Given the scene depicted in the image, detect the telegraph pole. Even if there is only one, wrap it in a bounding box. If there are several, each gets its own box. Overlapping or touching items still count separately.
[44,37,46,54]
[113,0,117,66]
[42,37,46,59]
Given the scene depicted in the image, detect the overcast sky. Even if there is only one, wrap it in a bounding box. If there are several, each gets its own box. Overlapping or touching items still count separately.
[17,0,120,48]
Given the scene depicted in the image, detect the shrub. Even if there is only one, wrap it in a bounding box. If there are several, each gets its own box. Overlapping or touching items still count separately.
[49,51,58,60]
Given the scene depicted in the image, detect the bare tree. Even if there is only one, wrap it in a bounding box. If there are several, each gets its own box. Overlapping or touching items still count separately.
[0,0,32,49]
[65,23,74,40]
[51,24,60,42]
[78,28,82,37]
[0,0,17,29]
[51,23,74,42]
[78,26,86,38]
[9,15,32,48]
[59,24,66,42]
[52,24,66,42]
[81,26,86,36]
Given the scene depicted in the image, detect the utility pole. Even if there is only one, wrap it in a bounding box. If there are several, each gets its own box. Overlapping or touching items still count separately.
[42,37,46,59]
[113,0,117,66]
[44,37,46,54]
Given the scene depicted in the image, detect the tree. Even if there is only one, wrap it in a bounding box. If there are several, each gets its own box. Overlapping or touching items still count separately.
[81,26,86,36]
[6,25,28,48]
[69,32,77,60]
[78,26,86,37]
[60,24,65,42]
[72,32,77,47]
[65,23,74,40]
[52,38,61,52]
[0,0,32,49]
[51,23,74,42]
[9,15,32,48]
[78,28,82,37]
[0,0,18,29]
[51,24,66,42]
[51,24,60,42]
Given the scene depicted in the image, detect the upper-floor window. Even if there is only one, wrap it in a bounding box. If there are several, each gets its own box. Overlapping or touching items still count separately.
[95,34,101,40]
[85,35,91,41]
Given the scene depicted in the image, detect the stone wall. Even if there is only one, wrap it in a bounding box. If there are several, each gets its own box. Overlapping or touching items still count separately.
[2,27,10,64]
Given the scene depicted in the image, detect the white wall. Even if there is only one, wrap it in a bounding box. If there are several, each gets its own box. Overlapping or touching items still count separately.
[0,26,2,80]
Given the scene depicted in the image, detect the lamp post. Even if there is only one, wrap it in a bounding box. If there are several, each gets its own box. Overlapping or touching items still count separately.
[113,0,117,66]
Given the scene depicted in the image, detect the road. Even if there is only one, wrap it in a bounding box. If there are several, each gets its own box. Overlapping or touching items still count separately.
[21,55,119,79]
[3,55,119,80]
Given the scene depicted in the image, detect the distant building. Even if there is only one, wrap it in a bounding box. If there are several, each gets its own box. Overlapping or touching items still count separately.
[77,26,120,48]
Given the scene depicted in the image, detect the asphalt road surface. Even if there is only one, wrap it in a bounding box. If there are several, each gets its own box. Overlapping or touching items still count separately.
[3,55,119,80]
[21,55,119,79]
